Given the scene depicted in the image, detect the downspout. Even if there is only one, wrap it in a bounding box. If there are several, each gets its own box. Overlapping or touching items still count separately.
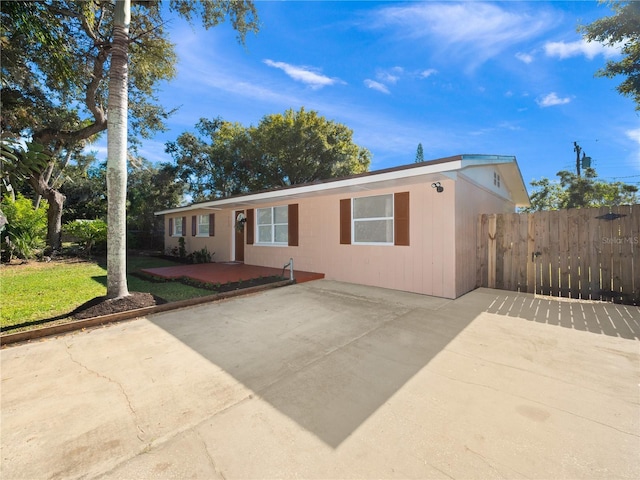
[282,257,294,282]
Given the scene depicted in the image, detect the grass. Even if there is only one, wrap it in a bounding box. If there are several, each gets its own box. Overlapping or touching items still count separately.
[0,255,213,329]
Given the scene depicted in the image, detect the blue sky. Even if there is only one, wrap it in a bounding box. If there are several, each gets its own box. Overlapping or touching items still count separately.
[108,1,640,191]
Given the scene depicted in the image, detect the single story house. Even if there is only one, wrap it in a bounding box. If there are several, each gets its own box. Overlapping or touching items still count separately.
[155,154,529,299]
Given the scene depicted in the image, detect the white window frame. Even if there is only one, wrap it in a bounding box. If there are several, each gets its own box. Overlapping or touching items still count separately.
[256,206,288,246]
[352,194,394,245]
[172,217,183,237]
[197,214,209,237]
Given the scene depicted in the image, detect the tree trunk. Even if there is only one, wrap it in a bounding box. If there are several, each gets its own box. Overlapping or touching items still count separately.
[46,189,65,251]
[106,0,130,299]
[28,172,65,251]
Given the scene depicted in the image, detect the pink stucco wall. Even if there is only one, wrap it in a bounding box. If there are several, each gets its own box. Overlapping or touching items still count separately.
[243,180,459,298]
[164,208,233,262]
[163,170,517,298]
[454,174,516,297]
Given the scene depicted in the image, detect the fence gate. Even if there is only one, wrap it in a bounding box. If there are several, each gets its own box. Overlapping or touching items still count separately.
[477,205,640,305]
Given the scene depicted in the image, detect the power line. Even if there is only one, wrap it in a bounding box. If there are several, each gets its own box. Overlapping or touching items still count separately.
[603,174,640,179]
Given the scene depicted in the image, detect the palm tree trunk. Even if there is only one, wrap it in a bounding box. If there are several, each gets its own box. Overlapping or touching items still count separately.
[106,0,130,298]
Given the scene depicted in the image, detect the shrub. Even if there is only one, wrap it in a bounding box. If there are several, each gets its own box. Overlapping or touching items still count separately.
[188,246,213,264]
[63,219,107,253]
[1,194,47,261]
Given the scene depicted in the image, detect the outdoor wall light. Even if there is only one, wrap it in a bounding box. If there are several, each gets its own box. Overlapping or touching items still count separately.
[431,182,444,193]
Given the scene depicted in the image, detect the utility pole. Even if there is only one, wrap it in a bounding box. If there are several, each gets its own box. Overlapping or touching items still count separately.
[574,141,582,176]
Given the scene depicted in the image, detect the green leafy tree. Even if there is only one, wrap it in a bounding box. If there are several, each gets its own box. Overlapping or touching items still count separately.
[169,108,371,199]
[249,107,371,187]
[63,219,108,254]
[1,1,173,250]
[523,168,638,212]
[415,143,424,163]
[166,118,254,201]
[0,0,258,258]
[0,139,49,202]
[581,1,640,110]
[1,193,48,261]
[127,158,184,249]
[60,155,107,223]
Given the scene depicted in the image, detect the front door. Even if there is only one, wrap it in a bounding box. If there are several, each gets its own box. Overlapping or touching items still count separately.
[235,210,245,262]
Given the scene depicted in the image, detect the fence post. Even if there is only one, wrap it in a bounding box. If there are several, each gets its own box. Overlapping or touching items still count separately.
[526,213,536,293]
[487,214,497,288]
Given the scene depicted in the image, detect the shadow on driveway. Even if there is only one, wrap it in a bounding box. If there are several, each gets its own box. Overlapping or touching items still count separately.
[2,282,638,479]
[149,283,640,448]
[486,290,640,340]
[148,282,489,447]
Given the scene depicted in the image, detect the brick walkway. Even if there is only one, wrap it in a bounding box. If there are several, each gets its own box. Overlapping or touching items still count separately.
[141,262,324,285]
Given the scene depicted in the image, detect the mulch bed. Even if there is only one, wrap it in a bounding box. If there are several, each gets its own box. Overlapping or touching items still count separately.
[72,292,166,320]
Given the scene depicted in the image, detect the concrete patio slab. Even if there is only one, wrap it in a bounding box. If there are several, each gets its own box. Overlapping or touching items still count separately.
[1,281,638,479]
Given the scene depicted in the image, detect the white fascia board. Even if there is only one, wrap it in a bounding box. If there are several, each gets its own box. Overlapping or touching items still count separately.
[459,155,529,206]
[459,154,516,166]
[156,160,464,215]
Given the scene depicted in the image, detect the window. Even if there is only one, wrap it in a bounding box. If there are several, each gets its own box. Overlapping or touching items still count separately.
[494,171,501,188]
[172,217,183,236]
[197,215,209,236]
[340,193,409,246]
[353,194,394,244]
[256,206,288,244]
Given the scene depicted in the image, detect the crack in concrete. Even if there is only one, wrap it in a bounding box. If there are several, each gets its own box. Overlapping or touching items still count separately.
[431,369,639,437]
[64,341,145,442]
[196,429,226,479]
[464,444,506,478]
[446,347,634,400]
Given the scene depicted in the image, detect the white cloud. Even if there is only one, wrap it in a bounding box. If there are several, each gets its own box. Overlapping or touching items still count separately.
[376,66,404,84]
[419,69,438,78]
[626,128,640,166]
[626,128,640,144]
[515,52,534,64]
[372,2,555,70]
[536,92,571,107]
[544,39,621,60]
[364,79,390,94]
[263,59,343,89]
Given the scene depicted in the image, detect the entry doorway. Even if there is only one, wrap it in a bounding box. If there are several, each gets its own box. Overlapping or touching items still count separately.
[234,210,245,262]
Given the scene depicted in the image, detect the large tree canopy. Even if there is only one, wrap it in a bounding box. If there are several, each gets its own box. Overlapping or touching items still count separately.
[581,1,640,110]
[167,107,372,201]
[523,167,638,212]
[0,0,259,250]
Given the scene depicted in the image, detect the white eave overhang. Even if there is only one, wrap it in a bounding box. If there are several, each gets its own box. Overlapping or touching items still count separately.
[155,154,530,215]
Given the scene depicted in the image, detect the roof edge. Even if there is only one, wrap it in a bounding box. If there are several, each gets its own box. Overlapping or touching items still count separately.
[155,154,523,215]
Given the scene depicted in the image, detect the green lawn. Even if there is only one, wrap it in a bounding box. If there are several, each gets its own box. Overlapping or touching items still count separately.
[0,256,213,329]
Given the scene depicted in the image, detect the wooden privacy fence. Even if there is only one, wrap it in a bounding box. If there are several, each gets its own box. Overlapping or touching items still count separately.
[477,205,640,305]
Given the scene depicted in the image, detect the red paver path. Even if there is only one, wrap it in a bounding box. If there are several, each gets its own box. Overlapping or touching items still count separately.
[141,262,324,285]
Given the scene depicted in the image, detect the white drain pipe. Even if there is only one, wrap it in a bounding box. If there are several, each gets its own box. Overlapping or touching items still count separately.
[282,257,294,282]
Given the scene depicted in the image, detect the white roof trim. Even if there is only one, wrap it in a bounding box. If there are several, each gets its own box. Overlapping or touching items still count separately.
[155,155,528,215]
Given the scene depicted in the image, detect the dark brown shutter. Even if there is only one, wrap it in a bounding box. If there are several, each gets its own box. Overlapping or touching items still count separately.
[209,213,215,236]
[288,204,299,246]
[169,218,173,237]
[340,199,351,245]
[394,192,410,246]
[246,209,254,245]
[182,216,187,237]
[191,215,196,236]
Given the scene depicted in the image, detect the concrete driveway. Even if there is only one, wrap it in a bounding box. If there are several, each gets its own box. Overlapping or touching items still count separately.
[2,281,638,479]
